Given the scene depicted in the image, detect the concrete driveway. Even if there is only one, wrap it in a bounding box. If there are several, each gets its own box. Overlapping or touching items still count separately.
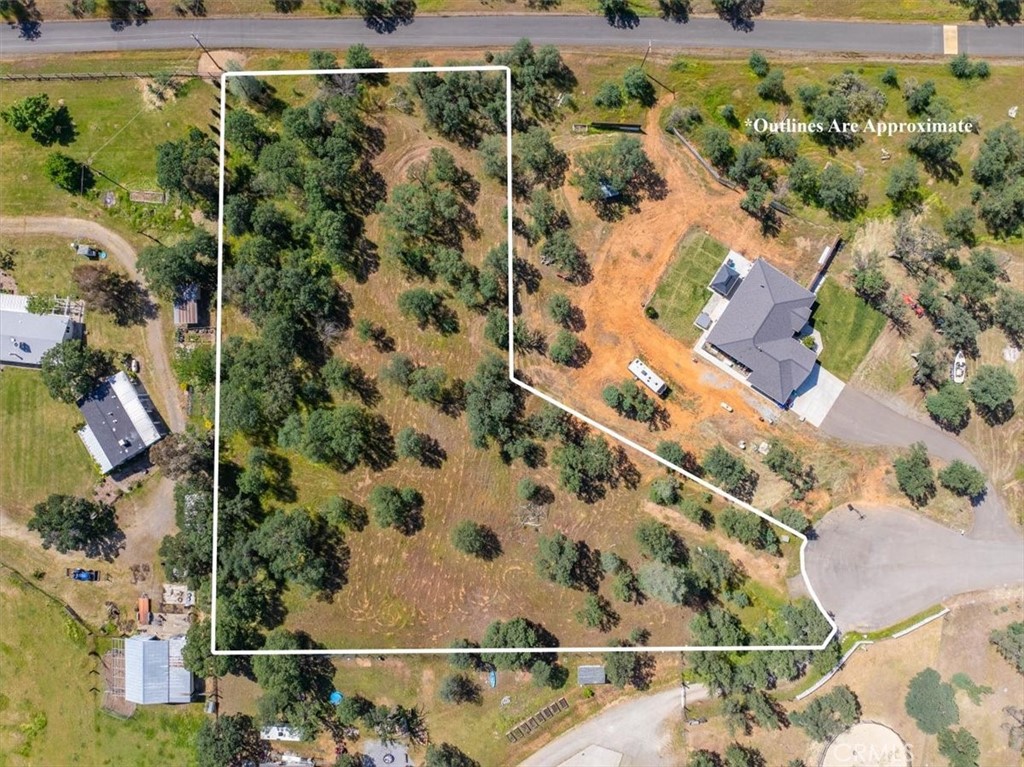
[820,386,1015,541]
[790,363,845,427]
[519,685,704,767]
[806,504,1024,632]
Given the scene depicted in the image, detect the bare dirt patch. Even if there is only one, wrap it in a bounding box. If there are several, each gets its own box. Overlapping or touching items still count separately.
[199,50,246,79]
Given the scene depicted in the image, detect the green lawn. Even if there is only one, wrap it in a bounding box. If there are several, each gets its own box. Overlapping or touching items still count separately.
[812,278,887,381]
[646,228,728,345]
[0,566,204,766]
[0,67,216,221]
[0,368,97,519]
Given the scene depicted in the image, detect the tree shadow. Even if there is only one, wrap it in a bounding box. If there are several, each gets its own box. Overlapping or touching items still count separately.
[271,0,302,10]
[715,0,764,30]
[363,414,396,471]
[475,525,503,561]
[513,256,542,294]
[264,452,298,503]
[604,1,640,28]
[439,378,466,417]
[361,0,416,33]
[108,0,151,31]
[416,433,448,469]
[658,0,690,22]
[3,0,43,40]
[430,303,461,335]
[84,527,127,562]
[978,400,1015,426]
[613,446,641,490]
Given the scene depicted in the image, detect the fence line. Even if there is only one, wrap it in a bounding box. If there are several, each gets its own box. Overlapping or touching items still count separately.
[0,72,197,81]
[670,127,741,193]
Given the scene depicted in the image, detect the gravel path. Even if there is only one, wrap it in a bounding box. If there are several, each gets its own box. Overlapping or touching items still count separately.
[0,216,185,433]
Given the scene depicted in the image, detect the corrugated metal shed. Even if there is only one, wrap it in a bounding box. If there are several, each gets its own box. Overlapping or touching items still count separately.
[577,665,606,685]
[124,635,193,704]
[172,284,200,326]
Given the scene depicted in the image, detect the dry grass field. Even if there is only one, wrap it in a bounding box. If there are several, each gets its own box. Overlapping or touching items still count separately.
[215,69,806,651]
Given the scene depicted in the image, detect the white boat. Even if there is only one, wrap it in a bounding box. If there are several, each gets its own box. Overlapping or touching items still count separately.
[951,350,967,384]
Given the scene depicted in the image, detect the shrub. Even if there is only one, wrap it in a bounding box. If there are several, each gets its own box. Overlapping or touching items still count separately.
[594,81,624,108]
[748,50,770,77]
[44,151,92,193]
[892,442,935,506]
[451,520,501,560]
[938,460,986,498]
[905,668,959,734]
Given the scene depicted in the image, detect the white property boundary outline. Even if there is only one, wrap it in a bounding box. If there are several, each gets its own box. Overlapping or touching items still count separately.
[210,64,838,657]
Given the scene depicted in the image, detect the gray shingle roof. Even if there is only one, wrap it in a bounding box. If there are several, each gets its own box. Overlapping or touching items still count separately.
[706,259,817,404]
[0,295,75,367]
[78,372,167,473]
[709,262,741,297]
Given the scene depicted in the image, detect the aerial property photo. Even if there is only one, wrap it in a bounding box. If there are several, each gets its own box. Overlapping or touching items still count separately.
[1,3,1023,767]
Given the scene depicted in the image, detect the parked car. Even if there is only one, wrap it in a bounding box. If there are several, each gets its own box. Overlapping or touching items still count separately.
[687,718,708,726]
[71,242,107,260]
[67,568,99,581]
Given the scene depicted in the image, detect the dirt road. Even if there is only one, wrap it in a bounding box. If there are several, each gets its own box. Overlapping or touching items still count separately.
[518,684,705,767]
[0,216,185,433]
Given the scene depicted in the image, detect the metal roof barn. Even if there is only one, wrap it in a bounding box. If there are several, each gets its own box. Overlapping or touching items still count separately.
[123,635,194,704]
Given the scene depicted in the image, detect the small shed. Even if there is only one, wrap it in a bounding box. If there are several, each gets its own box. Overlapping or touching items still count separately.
[172,284,200,327]
[138,596,151,626]
[598,181,621,201]
[577,665,607,685]
[260,725,303,742]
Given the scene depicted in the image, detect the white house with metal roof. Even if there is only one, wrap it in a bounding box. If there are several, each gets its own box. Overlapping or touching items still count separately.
[0,294,77,367]
[123,635,194,705]
[78,371,167,473]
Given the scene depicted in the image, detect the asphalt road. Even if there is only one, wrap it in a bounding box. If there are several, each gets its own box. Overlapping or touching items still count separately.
[806,504,1024,632]
[820,385,1015,541]
[519,684,703,767]
[2,16,1023,58]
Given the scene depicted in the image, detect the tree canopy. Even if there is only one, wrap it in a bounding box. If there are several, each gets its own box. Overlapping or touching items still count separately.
[28,494,120,557]
[38,339,111,403]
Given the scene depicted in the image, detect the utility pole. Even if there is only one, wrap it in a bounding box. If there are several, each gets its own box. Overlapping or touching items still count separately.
[191,33,225,74]
[641,40,652,69]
